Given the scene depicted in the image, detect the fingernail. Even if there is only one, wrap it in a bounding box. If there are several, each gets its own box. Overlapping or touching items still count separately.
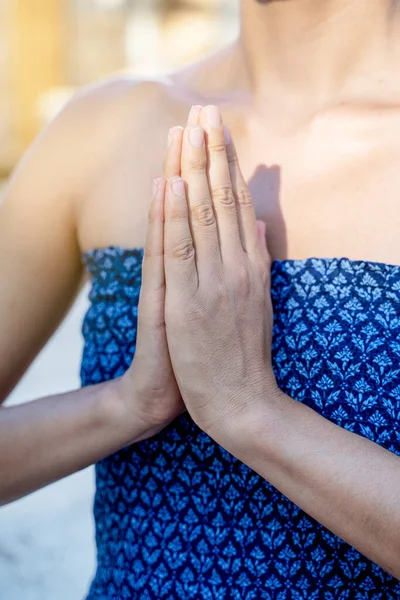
[188,105,202,123]
[223,125,231,146]
[189,127,204,148]
[171,177,185,196]
[153,178,159,195]
[205,105,222,129]
[168,126,184,148]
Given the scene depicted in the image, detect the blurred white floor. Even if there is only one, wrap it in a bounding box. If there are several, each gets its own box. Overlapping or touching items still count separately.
[0,289,96,600]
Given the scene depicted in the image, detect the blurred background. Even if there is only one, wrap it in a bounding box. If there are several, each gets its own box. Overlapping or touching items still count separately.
[0,2,239,599]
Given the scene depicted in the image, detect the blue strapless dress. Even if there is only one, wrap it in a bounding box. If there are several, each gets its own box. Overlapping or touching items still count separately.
[81,247,400,600]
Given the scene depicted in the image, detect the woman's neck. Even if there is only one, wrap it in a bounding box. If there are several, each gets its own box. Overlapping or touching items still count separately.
[240,0,400,106]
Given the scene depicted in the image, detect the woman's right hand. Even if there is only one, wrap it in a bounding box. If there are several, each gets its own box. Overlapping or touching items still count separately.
[114,108,205,443]
[116,123,188,441]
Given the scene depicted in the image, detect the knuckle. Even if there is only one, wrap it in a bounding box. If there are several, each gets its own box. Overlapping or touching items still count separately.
[190,296,205,320]
[215,280,226,302]
[168,204,187,221]
[188,155,207,172]
[212,185,235,208]
[143,243,163,260]
[202,282,223,312]
[236,186,253,207]
[226,145,238,165]
[143,243,153,259]
[235,264,251,290]
[208,141,227,155]
[193,203,215,227]
[172,238,195,261]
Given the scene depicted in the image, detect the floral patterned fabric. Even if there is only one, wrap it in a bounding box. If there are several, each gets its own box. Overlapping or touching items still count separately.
[81,247,400,600]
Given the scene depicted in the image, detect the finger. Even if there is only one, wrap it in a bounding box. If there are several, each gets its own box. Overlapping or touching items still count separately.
[139,177,166,326]
[256,220,269,265]
[164,177,198,292]
[199,105,241,261]
[181,125,221,271]
[226,130,259,259]
[187,105,203,126]
[163,126,184,179]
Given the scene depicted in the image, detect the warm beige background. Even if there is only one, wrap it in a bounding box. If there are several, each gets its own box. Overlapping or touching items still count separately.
[0,2,239,599]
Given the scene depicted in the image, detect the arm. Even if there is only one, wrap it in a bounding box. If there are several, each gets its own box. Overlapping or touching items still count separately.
[0,381,148,506]
[161,105,400,579]
[0,115,127,504]
[218,389,400,580]
[0,82,184,505]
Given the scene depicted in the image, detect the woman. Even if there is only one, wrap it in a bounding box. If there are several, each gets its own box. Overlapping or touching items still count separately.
[1,0,400,596]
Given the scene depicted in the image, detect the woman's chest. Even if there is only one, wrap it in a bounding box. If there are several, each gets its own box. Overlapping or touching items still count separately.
[236,112,400,265]
[80,103,400,265]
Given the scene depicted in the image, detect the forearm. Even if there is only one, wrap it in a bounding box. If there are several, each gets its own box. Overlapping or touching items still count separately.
[0,378,147,506]
[216,390,400,579]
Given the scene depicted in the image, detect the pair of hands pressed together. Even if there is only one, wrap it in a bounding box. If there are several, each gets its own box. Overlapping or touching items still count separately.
[112,105,400,577]
[127,104,278,443]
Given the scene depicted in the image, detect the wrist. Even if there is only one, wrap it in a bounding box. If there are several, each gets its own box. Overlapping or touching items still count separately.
[204,370,282,451]
[114,372,179,444]
[209,384,308,481]
[95,377,136,446]
[99,376,153,447]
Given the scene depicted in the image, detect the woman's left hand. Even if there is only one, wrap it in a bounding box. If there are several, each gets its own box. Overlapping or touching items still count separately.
[162,106,277,438]
[150,107,400,578]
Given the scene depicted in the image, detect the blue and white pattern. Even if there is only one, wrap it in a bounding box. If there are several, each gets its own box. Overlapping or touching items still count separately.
[81,247,400,599]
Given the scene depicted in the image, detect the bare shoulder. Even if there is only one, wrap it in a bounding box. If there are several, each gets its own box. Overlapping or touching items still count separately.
[70,49,239,251]
[53,76,182,188]
[7,45,240,252]
[66,75,179,139]
[6,75,189,252]
[70,76,192,251]
[8,76,174,198]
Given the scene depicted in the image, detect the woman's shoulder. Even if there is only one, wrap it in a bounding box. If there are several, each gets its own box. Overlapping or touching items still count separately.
[53,75,181,157]
[63,76,185,250]
[65,75,175,126]
[60,72,200,249]
[30,42,241,184]
[56,41,241,137]
[11,46,241,252]
[11,75,179,210]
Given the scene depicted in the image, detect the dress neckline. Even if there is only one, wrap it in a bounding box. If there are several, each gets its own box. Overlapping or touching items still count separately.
[82,244,400,272]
